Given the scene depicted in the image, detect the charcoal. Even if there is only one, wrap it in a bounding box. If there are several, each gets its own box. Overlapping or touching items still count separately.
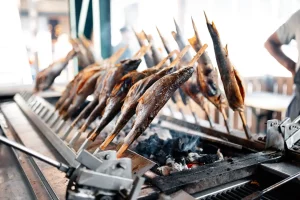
[134,127,223,170]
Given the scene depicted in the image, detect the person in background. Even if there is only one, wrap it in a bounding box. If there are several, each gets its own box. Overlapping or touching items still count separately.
[113,27,133,62]
[265,10,300,120]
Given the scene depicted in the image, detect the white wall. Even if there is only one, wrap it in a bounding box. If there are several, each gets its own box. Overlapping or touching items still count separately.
[0,0,32,85]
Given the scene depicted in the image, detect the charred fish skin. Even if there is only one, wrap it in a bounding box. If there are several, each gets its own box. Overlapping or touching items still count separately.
[100,66,176,149]
[189,18,227,111]
[80,59,142,132]
[55,80,74,110]
[118,66,195,156]
[89,71,147,139]
[88,53,175,141]
[64,70,103,120]
[205,13,245,112]
[70,71,109,126]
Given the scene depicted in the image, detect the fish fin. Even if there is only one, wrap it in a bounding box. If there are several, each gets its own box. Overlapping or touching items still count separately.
[191,17,201,46]
[204,11,209,23]
[211,21,219,36]
[173,18,181,34]
[188,36,197,49]
[224,44,229,57]
[233,67,245,102]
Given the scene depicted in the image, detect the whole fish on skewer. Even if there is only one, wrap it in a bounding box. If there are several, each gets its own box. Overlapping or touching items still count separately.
[99,48,189,150]
[205,12,251,139]
[63,70,103,120]
[61,46,132,139]
[85,51,177,142]
[57,46,128,118]
[34,49,77,92]
[68,46,150,147]
[116,45,207,157]
[172,20,214,126]
[75,50,178,149]
[58,65,102,116]
[157,26,199,122]
[188,17,230,133]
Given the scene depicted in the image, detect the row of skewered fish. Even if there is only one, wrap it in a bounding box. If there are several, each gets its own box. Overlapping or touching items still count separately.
[37,12,251,157]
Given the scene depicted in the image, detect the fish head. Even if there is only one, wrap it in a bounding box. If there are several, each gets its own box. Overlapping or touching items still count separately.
[180,66,195,77]
[121,59,142,72]
[173,66,195,85]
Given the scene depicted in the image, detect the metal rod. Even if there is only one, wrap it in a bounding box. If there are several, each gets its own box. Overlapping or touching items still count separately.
[77,138,90,153]
[45,111,55,123]
[55,120,66,133]
[0,135,69,173]
[50,115,60,128]
[41,109,49,119]
[242,171,300,200]
[61,125,74,140]
[238,111,252,139]
[68,130,82,147]
[37,106,45,116]
[263,171,300,193]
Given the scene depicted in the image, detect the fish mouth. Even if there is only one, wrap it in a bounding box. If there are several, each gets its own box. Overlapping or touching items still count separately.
[125,59,142,71]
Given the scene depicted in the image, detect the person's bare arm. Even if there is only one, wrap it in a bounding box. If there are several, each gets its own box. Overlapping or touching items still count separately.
[264,32,296,76]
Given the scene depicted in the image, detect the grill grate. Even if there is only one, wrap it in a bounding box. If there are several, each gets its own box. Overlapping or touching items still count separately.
[200,183,278,200]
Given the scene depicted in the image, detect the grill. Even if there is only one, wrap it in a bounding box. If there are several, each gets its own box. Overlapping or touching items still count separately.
[1,92,300,200]
[200,182,277,200]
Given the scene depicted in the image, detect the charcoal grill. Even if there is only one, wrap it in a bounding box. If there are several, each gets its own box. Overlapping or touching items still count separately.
[1,92,300,199]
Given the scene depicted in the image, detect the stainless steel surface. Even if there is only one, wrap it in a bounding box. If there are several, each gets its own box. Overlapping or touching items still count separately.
[194,179,250,199]
[1,101,68,199]
[75,150,103,170]
[0,135,36,200]
[286,129,300,149]
[13,94,80,167]
[260,162,300,180]
[0,135,69,173]
[14,93,155,176]
[263,171,300,193]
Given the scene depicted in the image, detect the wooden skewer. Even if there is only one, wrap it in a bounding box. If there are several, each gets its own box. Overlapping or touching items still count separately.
[203,104,214,128]
[153,50,178,70]
[108,45,128,64]
[133,43,152,59]
[221,108,231,134]
[238,110,252,139]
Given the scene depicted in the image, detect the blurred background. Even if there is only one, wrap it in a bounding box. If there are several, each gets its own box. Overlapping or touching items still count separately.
[12,0,300,86]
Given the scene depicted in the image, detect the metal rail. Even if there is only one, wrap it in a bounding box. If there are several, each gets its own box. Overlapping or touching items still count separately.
[13,92,155,175]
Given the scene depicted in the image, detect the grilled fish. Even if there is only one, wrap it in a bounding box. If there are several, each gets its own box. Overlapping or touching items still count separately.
[188,17,229,132]
[99,49,189,150]
[86,51,177,141]
[78,59,142,133]
[34,49,77,92]
[172,20,214,126]
[205,12,250,139]
[58,66,101,116]
[116,45,207,157]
